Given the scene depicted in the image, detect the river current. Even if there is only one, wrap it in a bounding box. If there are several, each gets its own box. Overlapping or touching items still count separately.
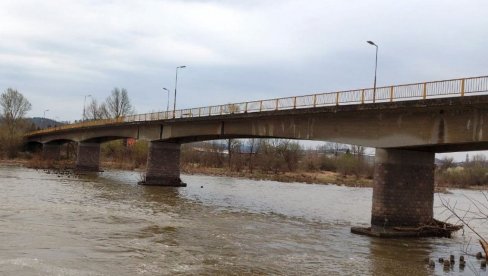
[0,165,487,275]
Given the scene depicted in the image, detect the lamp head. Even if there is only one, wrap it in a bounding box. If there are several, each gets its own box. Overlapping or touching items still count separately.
[367,41,377,46]
[178,65,187,69]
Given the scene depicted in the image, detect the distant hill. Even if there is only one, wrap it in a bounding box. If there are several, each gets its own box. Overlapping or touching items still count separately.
[29,117,67,130]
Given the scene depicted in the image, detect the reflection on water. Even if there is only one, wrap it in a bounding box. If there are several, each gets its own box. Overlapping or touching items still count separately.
[0,165,486,275]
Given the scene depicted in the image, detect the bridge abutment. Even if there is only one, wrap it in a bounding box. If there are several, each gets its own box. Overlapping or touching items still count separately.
[42,143,61,160]
[140,141,186,187]
[76,142,101,171]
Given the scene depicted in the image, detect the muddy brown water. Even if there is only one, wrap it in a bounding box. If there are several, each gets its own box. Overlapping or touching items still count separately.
[0,165,487,275]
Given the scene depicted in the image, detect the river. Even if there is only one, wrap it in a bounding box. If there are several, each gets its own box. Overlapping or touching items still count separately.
[0,165,486,275]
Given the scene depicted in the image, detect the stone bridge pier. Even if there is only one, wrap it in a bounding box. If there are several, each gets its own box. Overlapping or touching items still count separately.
[140,141,186,187]
[76,142,101,171]
[353,148,436,236]
[42,143,61,160]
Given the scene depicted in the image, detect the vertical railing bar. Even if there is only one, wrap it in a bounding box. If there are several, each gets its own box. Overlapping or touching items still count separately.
[275,99,279,110]
[336,92,340,106]
[259,100,263,112]
[361,89,365,104]
[390,86,394,102]
[461,78,465,96]
[313,94,317,107]
[293,97,297,109]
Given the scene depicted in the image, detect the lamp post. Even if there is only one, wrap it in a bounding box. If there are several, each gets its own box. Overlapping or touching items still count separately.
[173,65,187,118]
[163,88,170,113]
[83,94,91,121]
[366,41,378,100]
[43,109,49,129]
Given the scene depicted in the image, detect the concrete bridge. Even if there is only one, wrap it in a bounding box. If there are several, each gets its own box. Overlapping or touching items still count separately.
[25,75,488,233]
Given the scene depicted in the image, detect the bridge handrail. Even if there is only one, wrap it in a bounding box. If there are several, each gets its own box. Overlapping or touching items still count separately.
[27,75,488,136]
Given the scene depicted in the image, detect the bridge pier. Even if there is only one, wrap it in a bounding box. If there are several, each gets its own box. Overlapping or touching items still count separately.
[371,148,435,228]
[352,148,437,237]
[42,143,61,160]
[139,141,186,187]
[76,142,101,172]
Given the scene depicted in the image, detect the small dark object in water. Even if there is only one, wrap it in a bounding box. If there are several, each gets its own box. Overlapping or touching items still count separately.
[201,186,203,188]
[459,260,465,269]
[428,260,435,268]
[450,254,455,264]
[476,252,483,259]
[459,255,464,262]
[443,259,450,268]
[481,260,487,269]
[438,257,444,263]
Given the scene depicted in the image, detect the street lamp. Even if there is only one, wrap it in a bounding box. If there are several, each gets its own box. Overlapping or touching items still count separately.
[173,65,187,118]
[163,88,170,113]
[366,41,378,100]
[43,109,49,129]
[83,94,92,121]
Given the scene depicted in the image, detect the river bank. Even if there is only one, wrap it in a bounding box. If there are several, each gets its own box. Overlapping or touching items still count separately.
[181,166,373,187]
[5,158,488,191]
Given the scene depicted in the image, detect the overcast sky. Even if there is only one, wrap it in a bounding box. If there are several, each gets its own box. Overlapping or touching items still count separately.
[1,0,487,160]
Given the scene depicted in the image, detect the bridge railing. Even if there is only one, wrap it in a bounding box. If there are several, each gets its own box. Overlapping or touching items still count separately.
[27,75,488,136]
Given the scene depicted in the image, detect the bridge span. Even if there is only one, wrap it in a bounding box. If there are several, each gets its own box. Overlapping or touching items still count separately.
[25,75,488,234]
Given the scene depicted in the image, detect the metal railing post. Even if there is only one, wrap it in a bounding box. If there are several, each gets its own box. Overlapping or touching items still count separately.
[245,102,248,113]
[336,92,340,106]
[293,97,297,109]
[390,86,394,102]
[259,100,263,112]
[361,89,365,104]
[313,94,317,108]
[461,78,465,96]
[423,83,427,99]
[275,99,279,110]
[372,89,376,103]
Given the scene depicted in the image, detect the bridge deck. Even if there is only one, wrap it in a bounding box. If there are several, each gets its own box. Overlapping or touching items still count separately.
[27,75,488,136]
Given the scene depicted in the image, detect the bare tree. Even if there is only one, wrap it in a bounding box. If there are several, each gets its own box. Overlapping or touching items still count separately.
[0,88,32,157]
[1,88,31,131]
[439,193,488,261]
[227,138,241,170]
[85,98,109,120]
[105,88,134,118]
[247,138,259,173]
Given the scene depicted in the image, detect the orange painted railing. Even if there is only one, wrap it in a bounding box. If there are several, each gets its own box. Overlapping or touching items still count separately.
[27,75,488,136]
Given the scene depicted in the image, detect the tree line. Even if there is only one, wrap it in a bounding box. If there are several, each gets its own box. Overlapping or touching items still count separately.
[0,87,135,159]
[179,139,373,177]
[436,154,488,187]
